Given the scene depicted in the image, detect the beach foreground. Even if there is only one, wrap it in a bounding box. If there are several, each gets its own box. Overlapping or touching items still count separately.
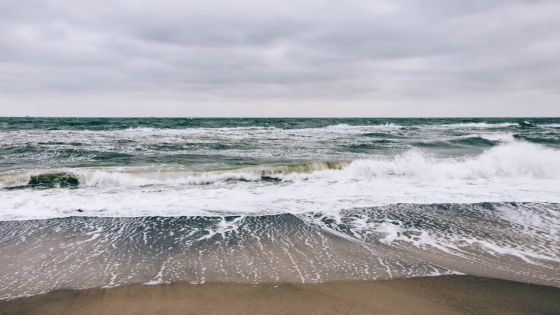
[1,276,559,315]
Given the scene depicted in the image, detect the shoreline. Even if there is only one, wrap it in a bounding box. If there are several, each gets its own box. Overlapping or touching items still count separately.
[1,275,559,315]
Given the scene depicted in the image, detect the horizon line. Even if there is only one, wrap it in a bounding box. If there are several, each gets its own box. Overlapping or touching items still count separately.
[1,116,559,119]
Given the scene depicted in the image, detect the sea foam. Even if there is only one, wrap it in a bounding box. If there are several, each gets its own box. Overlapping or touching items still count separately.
[1,141,560,220]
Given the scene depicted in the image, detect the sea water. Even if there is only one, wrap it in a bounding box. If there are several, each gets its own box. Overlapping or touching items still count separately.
[0,117,559,299]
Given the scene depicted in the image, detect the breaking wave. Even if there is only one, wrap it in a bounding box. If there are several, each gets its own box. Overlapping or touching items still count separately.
[2,141,560,190]
[335,141,560,180]
[1,141,560,221]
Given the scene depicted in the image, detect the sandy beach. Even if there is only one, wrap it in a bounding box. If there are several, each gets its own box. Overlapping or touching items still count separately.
[1,275,559,315]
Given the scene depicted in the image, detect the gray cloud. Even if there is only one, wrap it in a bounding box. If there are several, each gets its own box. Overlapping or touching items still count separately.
[0,0,559,116]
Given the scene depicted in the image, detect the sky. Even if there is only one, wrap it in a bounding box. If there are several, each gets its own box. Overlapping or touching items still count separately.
[0,0,559,117]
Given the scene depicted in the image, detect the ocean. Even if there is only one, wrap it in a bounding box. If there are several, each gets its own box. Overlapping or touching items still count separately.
[0,117,559,299]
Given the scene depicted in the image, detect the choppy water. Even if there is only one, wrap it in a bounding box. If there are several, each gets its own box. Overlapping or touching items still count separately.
[0,118,559,299]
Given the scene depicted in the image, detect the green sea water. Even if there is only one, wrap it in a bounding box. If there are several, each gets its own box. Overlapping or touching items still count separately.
[1,117,559,170]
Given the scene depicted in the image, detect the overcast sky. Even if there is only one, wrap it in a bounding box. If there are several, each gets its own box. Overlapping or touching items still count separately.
[0,0,559,117]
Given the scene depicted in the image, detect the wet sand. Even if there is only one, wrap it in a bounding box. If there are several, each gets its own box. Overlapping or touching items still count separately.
[1,276,559,315]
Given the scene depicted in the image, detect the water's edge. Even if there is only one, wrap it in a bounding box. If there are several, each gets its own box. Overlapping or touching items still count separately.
[1,202,558,300]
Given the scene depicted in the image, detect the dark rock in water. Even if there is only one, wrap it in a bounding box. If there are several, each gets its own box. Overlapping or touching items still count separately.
[28,172,80,188]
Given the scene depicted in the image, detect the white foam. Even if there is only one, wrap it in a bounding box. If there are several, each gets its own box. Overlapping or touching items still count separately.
[437,122,518,128]
[1,141,560,220]
[330,141,560,180]
[81,169,261,187]
[459,133,515,142]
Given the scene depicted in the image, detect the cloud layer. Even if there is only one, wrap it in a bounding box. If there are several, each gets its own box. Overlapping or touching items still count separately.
[1,0,559,116]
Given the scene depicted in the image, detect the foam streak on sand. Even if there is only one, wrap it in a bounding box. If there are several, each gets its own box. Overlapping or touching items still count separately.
[0,202,559,300]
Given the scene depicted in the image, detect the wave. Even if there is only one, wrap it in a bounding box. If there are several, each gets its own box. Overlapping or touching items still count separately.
[111,121,534,133]
[289,141,560,181]
[0,121,536,139]
[333,141,560,180]
[540,123,560,128]
[436,122,519,129]
[413,133,513,148]
[1,140,560,222]
[461,133,515,142]
[0,161,349,189]
[2,141,560,190]
[27,172,79,188]
[1,171,80,189]
[80,160,348,187]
